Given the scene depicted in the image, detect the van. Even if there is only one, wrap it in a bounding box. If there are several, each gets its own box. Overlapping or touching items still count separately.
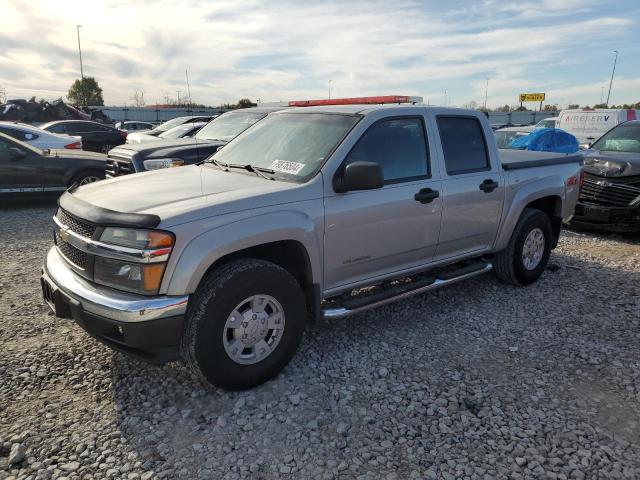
[555,109,639,147]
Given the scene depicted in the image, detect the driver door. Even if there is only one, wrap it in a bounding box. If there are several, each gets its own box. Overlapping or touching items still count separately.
[323,116,443,292]
[0,136,43,193]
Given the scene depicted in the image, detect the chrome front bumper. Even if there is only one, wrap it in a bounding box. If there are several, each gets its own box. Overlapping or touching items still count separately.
[42,247,189,323]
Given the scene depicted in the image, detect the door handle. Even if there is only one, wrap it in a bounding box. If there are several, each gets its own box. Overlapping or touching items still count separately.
[479,179,499,193]
[414,188,439,204]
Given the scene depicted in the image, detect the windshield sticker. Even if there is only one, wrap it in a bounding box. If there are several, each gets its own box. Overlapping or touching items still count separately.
[269,159,305,175]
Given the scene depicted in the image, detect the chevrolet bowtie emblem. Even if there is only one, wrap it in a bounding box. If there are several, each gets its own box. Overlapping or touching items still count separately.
[59,227,70,242]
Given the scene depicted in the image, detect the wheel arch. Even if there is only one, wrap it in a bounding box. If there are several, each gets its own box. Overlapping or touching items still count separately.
[495,189,564,252]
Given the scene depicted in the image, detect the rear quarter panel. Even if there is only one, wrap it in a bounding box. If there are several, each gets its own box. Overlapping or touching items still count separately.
[493,163,582,251]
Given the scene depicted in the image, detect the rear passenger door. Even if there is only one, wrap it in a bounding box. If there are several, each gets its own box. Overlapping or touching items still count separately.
[433,115,503,261]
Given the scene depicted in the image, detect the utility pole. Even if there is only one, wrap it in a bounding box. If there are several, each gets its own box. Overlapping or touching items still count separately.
[76,25,85,105]
[185,69,192,108]
[600,86,604,104]
[483,78,489,110]
[328,80,332,99]
[176,90,182,105]
[606,50,618,107]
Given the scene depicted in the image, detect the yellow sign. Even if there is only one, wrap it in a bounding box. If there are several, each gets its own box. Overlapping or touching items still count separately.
[519,93,545,102]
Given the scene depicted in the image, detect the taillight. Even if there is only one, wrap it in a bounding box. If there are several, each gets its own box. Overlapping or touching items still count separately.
[566,169,584,189]
[117,130,128,139]
[64,142,82,149]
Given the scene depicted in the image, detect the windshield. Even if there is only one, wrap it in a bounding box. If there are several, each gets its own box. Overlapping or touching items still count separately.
[159,123,197,139]
[591,124,640,153]
[152,117,191,133]
[195,111,266,141]
[209,113,360,182]
[495,130,529,149]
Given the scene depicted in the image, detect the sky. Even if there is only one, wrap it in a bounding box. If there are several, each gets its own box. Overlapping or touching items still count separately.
[1,0,639,109]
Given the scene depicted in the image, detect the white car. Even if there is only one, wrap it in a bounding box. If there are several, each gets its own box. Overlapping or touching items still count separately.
[126,121,207,144]
[115,121,155,132]
[0,122,82,150]
[533,117,557,129]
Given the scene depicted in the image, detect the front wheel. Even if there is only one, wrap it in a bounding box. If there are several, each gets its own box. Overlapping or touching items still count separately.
[69,170,104,187]
[181,259,306,390]
[494,208,552,286]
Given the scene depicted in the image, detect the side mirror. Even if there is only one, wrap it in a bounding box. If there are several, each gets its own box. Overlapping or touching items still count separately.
[334,161,384,193]
[8,147,27,160]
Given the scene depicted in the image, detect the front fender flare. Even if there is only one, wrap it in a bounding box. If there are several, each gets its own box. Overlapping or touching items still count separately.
[164,210,321,296]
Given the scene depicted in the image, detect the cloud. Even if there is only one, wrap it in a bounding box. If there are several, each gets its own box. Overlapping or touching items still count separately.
[0,0,638,108]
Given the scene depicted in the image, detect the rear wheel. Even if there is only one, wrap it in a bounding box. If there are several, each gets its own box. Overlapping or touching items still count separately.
[494,208,552,286]
[181,259,306,390]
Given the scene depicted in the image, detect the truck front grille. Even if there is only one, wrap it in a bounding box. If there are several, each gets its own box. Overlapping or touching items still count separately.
[56,209,97,238]
[580,175,640,207]
[106,152,133,177]
[55,232,88,270]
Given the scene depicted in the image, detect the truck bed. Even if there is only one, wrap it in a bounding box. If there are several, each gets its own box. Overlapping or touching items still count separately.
[500,149,583,170]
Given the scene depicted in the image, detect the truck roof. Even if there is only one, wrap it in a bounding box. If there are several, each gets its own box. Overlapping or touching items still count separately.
[282,104,468,116]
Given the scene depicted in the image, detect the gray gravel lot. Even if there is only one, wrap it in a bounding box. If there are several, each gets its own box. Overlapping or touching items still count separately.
[1,203,639,480]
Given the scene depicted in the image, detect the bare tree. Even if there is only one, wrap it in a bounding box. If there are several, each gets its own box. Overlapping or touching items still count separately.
[0,85,6,104]
[131,89,145,107]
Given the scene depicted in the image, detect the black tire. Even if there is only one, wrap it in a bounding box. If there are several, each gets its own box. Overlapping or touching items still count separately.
[181,259,306,390]
[69,169,104,187]
[494,208,553,286]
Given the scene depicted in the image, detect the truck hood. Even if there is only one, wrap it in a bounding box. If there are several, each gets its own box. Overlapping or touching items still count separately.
[47,149,107,161]
[583,149,640,177]
[115,137,225,159]
[72,163,312,225]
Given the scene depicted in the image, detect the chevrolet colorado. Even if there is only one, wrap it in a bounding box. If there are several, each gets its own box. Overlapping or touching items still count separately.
[41,103,583,389]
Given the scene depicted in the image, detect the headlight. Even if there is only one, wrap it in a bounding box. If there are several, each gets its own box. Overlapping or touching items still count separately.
[583,158,627,177]
[143,158,184,170]
[94,228,174,295]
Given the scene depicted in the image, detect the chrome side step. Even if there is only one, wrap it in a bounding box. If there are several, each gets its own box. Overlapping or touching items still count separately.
[321,263,493,320]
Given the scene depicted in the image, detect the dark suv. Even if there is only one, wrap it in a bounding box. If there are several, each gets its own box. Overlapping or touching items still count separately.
[105,107,283,177]
[42,120,127,153]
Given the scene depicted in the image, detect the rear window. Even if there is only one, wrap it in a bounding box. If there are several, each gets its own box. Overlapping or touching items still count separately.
[437,116,489,174]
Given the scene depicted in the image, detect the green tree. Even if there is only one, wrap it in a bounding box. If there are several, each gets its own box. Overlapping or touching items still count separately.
[567,104,580,109]
[542,104,558,112]
[67,77,104,106]
[496,104,511,112]
[237,98,256,109]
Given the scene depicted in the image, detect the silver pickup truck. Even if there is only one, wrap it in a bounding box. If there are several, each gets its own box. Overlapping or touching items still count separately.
[41,104,583,389]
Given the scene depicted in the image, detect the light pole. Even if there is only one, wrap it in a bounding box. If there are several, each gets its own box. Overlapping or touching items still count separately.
[483,78,489,110]
[606,50,618,107]
[328,80,332,99]
[76,25,85,105]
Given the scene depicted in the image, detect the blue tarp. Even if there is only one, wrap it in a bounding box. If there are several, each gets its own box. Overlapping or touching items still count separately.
[509,128,579,153]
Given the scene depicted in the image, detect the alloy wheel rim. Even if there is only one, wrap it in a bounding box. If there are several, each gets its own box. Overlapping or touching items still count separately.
[522,227,545,270]
[222,294,285,365]
[79,176,100,185]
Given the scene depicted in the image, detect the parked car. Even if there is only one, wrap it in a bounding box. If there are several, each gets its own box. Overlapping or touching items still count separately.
[41,100,583,390]
[115,121,155,132]
[0,132,105,196]
[41,120,127,153]
[0,121,83,150]
[533,117,557,129]
[106,108,281,177]
[496,127,579,153]
[123,122,207,144]
[126,116,214,144]
[571,120,640,231]
[555,108,639,147]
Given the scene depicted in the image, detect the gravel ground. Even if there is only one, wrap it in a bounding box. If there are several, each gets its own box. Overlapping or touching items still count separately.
[1,202,639,480]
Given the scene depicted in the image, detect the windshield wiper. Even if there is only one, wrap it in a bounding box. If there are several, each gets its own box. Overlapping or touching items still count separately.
[207,158,229,171]
[226,163,275,180]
